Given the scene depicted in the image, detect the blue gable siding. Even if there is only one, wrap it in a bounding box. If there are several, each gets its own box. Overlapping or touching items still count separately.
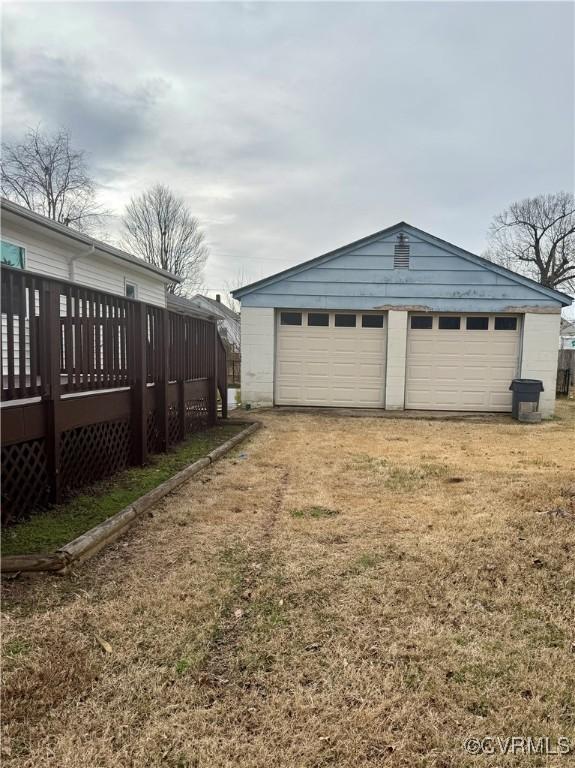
[237,225,569,312]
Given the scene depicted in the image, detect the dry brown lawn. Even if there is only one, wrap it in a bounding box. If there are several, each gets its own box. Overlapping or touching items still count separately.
[2,402,575,767]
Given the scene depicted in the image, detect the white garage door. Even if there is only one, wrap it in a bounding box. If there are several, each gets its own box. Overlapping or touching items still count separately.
[275,310,386,407]
[406,314,521,411]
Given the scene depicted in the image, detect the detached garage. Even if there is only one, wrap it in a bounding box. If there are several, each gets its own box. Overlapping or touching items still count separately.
[233,223,571,417]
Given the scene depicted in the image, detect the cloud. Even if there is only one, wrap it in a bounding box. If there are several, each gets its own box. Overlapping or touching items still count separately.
[2,1,574,294]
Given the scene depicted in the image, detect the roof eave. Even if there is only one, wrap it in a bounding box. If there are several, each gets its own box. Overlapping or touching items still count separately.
[1,197,182,284]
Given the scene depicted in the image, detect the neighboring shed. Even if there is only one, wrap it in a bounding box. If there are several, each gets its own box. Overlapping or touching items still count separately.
[232,222,572,417]
[1,197,179,306]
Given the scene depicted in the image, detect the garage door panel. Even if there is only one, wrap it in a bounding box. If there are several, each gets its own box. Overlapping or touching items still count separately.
[277,361,304,376]
[490,392,512,408]
[461,392,488,407]
[358,338,385,354]
[276,311,386,407]
[279,337,305,352]
[461,367,489,381]
[406,314,520,412]
[407,361,433,375]
[409,339,434,354]
[359,364,385,378]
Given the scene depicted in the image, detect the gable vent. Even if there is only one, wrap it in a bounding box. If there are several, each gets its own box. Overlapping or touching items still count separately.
[394,234,410,268]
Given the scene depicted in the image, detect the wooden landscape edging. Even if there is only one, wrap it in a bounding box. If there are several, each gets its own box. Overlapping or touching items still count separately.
[1,421,261,575]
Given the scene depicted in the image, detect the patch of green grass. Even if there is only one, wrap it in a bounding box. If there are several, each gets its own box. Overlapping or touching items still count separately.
[290,506,339,519]
[385,462,448,491]
[450,662,509,686]
[348,552,383,574]
[467,700,490,718]
[511,605,567,648]
[348,454,388,471]
[175,658,192,676]
[255,598,288,630]
[1,424,245,557]
[4,639,31,657]
[402,663,424,691]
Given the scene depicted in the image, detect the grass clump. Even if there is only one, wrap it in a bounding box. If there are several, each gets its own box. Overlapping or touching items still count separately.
[4,639,31,658]
[175,658,192,676]
[348,551,383,573]
[290,506,339,519]
[385,462,448,491]
[1,423,245,557]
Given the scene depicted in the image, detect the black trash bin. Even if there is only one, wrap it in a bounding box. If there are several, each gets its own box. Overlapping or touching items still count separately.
[509,379,544,419]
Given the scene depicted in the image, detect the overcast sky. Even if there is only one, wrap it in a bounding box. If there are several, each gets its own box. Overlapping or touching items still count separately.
[3,1,574,295]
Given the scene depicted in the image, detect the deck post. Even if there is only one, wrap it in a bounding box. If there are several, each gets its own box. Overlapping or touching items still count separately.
[131,302,148,466]
[43,280,63,503]
[209,322,218,425]
[158,308,170,452]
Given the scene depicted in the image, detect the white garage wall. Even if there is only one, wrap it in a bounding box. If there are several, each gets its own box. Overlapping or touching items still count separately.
[520,313,561,417]
[241,307,275,406]
[385,310,408,409]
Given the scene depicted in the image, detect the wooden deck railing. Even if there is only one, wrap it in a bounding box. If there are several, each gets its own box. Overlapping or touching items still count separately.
[1,265,227,523]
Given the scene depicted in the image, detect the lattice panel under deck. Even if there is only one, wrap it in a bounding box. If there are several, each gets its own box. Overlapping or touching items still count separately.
[60,419,132,492]
[184,396,209,434]
[168,404,181,445]
[1,439,50,524]
[146,409,162,455]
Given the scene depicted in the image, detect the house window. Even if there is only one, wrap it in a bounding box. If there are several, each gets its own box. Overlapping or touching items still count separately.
[411,315,433,329]
[280,311,302,326]
[125,281,138,299]
[361,315,384,328]
[394,234,410,269]
[438,316,461,330]
[1,240,25,269]
[495,317,518,331]
[466,317,489,330]
[334,314,356,327]
[308,312,329,327]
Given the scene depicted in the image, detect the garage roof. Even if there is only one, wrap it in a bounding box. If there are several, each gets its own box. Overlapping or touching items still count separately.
[232,222,572,307]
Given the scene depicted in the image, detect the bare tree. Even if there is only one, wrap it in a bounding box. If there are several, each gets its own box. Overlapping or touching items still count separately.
[485,192,575,292]
[222,266,258,313]
[1,127,104,232]
[121,184,208,295]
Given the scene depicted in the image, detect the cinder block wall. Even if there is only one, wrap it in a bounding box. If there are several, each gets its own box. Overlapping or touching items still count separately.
[520,313,561,417]
[240,307,275,407]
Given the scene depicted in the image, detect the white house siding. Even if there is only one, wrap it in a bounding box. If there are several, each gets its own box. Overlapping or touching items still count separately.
[2,220,72,280]
[1,219,167,307]
[240,307,274,407]
[73,257,166,307]
[520,313,562,417]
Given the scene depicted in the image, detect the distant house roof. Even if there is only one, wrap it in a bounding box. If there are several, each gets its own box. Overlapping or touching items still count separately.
[1,197,181,284]
[561,318,575,336]
[191,294,240,322]
[166,293,217,320]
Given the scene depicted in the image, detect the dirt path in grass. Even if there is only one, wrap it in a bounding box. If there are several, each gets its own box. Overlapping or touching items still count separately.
[2,403,575,768]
